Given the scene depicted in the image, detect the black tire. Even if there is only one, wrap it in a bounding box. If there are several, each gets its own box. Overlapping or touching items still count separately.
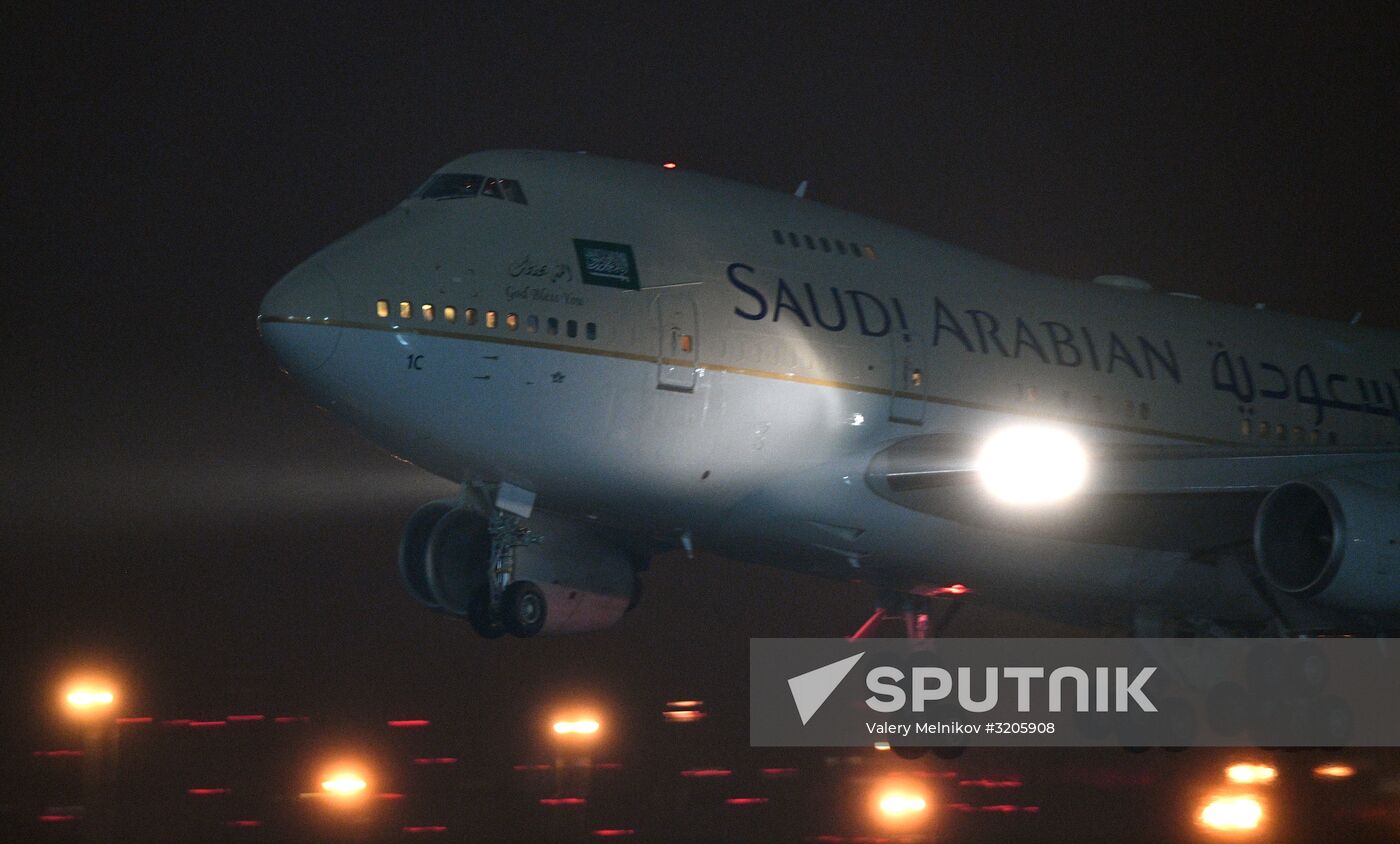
[503,581,547,638]
[466,587,506,639]
[397,500,455,609]
[424,508,492,616]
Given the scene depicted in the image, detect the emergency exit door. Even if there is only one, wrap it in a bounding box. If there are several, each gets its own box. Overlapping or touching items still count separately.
[890,331,927,424]
[656,293,698,392]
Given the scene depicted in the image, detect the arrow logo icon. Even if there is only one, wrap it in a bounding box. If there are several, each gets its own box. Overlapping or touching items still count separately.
[787,652,865,725]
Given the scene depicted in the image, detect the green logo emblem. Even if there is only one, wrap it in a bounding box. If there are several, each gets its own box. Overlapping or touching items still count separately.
[573,239,639,290]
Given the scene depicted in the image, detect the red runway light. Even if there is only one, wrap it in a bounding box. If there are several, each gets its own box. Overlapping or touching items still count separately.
[227,820,262,828]
[595,762,623,770]
[725,797,769,805]
[377,793,406,800]
[226,714,265,722]
[681,768,732,778]
[959,778,1022,788]
[273,715,308,724]
[761,767,799,777]
[403,826,448,833]
[981,804,1019,813]
[187,788,230,796]
[162,719,192,727]
[592,830,635,837]
[539,797,587,806]
[387,719,430,728]
[33,750,83,758]
[190,720,226,728]
[663,709,706,722]
[39,815,78,823]
[413,757,458,765]
[115,717,154,725]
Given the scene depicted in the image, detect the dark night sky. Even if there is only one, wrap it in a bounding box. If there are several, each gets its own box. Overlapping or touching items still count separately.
[4,0,1400,828]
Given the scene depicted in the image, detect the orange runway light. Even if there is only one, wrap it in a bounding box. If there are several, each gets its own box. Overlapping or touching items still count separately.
[662,161,677,169]
[552,718,601,735]
[1198,794,1264,832]
[662,709,706,723]
[666,700,703,708]
[878,791,928,818]
[1313,763,1356,779]
[1225,763,1277,785]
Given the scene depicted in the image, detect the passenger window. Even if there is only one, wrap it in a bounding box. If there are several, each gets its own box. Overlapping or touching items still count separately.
[788,232,800,248]
[547,317,559,336]
[444,306,457,323]
[482,178,503,199]
[526,315,538,333]
[505,313,518,331]
[1240,419,1251,437]
[1275,423,1287,441]
[680,334,693,353]
[863,244,877,259]
[465,307,477,325]
[414,173,482,200]
[910,369,922,387]
[1257,420,1269,437]
[820,237,831,252]
[421,304,434,322]
[498,179,527,204]
[486,310,497,329]
[567,319,578,338]
[1293,426,1305,442]
[376,299,389,318]
[850,241,862,256]
[804,234,816,250]
[1310,429,1320,445]
[586,322,597,340]
[400,301,412,319]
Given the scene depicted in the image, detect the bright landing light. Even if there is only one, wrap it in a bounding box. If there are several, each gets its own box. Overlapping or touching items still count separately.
[878,791,928,818]
[320,773,368,797]
[1198,795,1263,832]
[975,425,1089,505]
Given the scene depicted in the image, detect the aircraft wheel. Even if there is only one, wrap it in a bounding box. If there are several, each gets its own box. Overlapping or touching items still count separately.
[503,581,547,638]
[424,508,492,616]
[466,587,506,639]
[397,499,455,609]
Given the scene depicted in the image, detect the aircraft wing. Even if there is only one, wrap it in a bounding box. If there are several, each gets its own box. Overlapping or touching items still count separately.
[865,434,1400,551]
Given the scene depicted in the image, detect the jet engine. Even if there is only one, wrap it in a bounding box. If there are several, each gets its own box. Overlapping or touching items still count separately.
[1253,472,1400,613]
[398,503,638,637]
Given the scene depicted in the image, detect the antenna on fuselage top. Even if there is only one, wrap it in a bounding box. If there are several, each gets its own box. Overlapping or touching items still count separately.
[794,180,809,198]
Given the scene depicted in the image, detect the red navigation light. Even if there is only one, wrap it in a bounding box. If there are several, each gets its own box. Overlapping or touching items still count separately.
[662,162,677,169]
[387,719,430,728]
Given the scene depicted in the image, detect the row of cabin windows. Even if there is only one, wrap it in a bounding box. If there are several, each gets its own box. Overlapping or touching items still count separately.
[1240,419,1338,445]
[375,300,597,340]
[772,229,876,259]
[1019,385,1151,420]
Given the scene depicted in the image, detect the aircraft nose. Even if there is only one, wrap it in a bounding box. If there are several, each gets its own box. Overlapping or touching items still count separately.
[257,261,344,375]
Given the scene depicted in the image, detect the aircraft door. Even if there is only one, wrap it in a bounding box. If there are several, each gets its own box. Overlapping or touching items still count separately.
[890,330,927,424]
[656,292,698,392]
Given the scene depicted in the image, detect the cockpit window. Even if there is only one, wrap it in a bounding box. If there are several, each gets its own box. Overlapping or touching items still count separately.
[413,172,528,204]
[415,173,482,200]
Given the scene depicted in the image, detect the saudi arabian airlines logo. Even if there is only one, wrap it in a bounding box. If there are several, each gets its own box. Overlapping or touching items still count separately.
[787,652,865,725]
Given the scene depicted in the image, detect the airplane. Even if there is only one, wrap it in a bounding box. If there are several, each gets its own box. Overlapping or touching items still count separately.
[258,150,1400,641]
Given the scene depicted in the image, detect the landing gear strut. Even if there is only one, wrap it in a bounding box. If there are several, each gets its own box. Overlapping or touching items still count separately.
[479,492,543,638]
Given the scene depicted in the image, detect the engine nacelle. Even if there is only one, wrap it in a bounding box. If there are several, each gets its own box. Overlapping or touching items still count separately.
[1254,473,1400,613]
[509,511,638,635]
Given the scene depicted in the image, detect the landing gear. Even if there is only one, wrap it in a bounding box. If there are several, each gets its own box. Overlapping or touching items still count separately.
[502,581,547,637]
[397,499,456,609]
